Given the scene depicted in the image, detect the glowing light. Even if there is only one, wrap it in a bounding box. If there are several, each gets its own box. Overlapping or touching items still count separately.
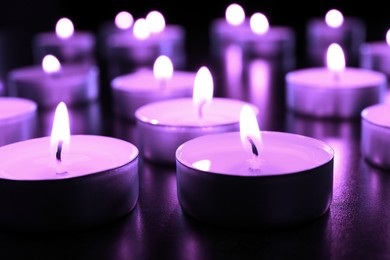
[153,55,174,81]
[115,11,134,30]
[133,18,151,40]
[325,9,344,28]
[327,43,345,72]
[146,11,166,33]
[386,29,390,46]
[225,3,245,26]
[239,105,262,170]
[51,102,70,162]
[193,67,213,118]
[250,12,269,34]
[42,55,61,74]
[55,18,74,39]
[192,159,211,171]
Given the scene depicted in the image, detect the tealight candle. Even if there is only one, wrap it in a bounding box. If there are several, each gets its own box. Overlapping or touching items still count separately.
[306,9,365,66]
[33,17,96,65]
[286,44,386,118]
[0,102,139,232]
[0,97,37,146]
[361,103,390,169]
[210,3,249,60]
[236,12,295,71]
[8,55,99,107]
[105,11,186,78]
[360,29,390,81]
[111,55,195,120]
[135,66,258,164]
[176,105,334,228]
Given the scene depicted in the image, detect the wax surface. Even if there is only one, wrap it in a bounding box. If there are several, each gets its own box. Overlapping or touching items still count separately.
[136,98,258,126]
[0,98,37,121]
[0,135,138,180]
[362,104,390,127]
[112,70,195,91]
[287,68,385,88]
[177,132,333,176]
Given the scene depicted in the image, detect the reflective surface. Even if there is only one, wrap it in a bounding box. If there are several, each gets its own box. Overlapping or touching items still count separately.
[1,38,390,260]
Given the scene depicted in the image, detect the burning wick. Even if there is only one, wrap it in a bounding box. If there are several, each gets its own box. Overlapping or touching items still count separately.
[247,137,259,156]
[56,140,63,162]
[197,100,207,119]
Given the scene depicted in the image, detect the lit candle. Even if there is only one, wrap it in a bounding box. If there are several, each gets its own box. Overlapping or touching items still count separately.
[33,17,96,65]
[238,12,295,70]
[176,105,334,228]
[360,29,390,81]
[8,54,99,107]
[306,9,366,66]
[135,66,259,164]
[361,103,390,169]
[105,11,186,78]
[0,97,37,146]
[0,102,139,231]
[111,55,195,120]
[286,43,386,118]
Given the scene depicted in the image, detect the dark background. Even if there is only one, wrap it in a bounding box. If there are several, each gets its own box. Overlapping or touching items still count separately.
[0,0,388,73]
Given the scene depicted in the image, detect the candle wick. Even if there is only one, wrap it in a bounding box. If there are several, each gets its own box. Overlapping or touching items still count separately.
[56,140,63,162]
[198,100,207,119]
[247,137,259,157]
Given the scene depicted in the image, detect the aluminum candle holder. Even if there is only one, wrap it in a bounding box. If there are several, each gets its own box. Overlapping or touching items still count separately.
[176,132,334,228]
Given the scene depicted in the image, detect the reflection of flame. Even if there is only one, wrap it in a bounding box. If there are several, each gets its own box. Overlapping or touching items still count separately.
[146,11,166,33]
[115,11,134,30]
[56,18,74,39]
[327,43,345,73]
[193,67,213,118]
[325,9,344,28]
[240,105,262,170]
[42,55,61,74]
[225,3,245,26]
[192,160,211,171]
[250,12,269,35]
[153,55,173,81]
[133,18,151,40]
[51,102,70,162]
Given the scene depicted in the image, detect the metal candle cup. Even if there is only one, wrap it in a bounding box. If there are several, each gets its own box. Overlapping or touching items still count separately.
[361,104,390,169]
[111,70,195,120]
[0,135,139,232]
[286,68,386,118]
[8,64,99,107]
[0,97,37,146]
[360,42,390,80]
[135,98,258,164]
[176,131,334,228]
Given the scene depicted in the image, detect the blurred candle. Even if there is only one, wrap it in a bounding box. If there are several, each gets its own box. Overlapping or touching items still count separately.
[306,9,365,67]
[33,17,96,65]
[286,44,386,118]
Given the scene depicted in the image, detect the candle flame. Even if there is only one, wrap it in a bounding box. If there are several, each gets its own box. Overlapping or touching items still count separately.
[193,66,213,119]
[239,105,262,170]
[250,12,269,35]
[327,43,345,73]
[51,102,70,163]
[386,29,390,46]
[153,55,173,82]
[325,9,344,28]
[133,18,151,40]
[55,18,74,39]
[225,3,245,26]
[146,11,166,33]
[42,55,61,74]
[115,11,134,30]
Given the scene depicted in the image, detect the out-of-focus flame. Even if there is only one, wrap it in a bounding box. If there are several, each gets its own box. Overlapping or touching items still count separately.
[115,11,134,30]
[153,55,174,81]
[250,12,269,35]
[133,18,151,40]
[42,55,61,74]
[56,18,74,39]
[146,11,166,33]
[325,9,344,28]
[327,43,345,73]
[225,3,245,26]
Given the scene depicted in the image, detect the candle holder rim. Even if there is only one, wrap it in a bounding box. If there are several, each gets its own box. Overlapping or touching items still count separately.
[361,104,390,130]
[0,97,37,122]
